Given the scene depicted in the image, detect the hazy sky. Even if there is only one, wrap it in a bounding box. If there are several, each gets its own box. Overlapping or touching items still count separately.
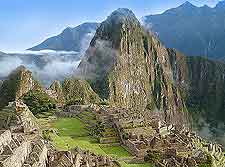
[0,0,221,52]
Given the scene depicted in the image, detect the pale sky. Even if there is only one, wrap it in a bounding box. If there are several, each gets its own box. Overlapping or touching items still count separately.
[0,0,221,52]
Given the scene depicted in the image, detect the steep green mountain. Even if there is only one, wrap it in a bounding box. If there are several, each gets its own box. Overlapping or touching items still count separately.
[46,79,101,106]
[47,80,66,105]
[62,78,101,105]
[0,65,101,115]
[78,8,188,126]
[22,90,57,115]
[143,1,225,61]
[168,48,225,143]
[28,22,99,52]
[0,66,43,109]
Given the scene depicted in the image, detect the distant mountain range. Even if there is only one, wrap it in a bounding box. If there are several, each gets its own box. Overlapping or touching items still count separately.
[28,22,99,52]
[28,1,225,62]
[143,1,225,61]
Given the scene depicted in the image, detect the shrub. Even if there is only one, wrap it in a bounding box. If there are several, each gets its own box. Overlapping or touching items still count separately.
[22,90,56,115]
[144,150,161,163]
[65,98,84,106]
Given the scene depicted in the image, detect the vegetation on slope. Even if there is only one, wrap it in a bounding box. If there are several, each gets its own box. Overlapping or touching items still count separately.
[22,90,57,115]
[38,110,153,167]
[78,9,187,127]
[62,79,102,106]
[0,66,43,109]
[168,49,225,144]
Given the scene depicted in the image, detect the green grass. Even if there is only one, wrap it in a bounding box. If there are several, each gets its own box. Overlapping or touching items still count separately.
[101,145,131,158]
[50,117,130,157]
[119,161,153,167]
[48,117,153,167]
[51,134,106,155]
[53,118,88,137]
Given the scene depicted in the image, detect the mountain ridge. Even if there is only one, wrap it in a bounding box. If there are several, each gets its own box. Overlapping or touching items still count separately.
[143,0,225,61]
[28,22,99,52]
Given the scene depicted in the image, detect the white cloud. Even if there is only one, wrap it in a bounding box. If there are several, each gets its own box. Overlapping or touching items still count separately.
[0,51,81,86]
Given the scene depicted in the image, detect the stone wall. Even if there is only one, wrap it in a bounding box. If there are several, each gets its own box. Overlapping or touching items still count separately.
[1,141,32,167]
[0,131,12,154]
[14,100,39,133]
[24,140,48,167]
[0,130,48,167]
[0,132,32,167]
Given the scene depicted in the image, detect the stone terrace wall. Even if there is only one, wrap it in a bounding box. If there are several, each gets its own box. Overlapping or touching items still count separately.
[0,130,48,167]
[0,130,12,154]
[0,132,32,167]
[2,141,32,167]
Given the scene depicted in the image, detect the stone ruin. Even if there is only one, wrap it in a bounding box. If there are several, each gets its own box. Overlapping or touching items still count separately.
[0,128,117,167]
[41,102,225,166]
[0,102,118,167]
[0,100,39,134]
[1,100,224,167]
[90,106,225,167]
[0,130,47,167]
[48,148,117,167]
[55,105,91,118]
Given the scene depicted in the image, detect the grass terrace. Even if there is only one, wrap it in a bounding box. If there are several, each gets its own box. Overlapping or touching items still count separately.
[39,112,153,167]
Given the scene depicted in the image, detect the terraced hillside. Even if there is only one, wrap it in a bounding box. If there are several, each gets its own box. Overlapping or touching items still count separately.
[39,107,153,167]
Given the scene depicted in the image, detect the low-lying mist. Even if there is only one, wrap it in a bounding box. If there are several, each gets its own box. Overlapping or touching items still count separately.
[0,50,81,86]
[0,28,96,87]
[193,117,225,147]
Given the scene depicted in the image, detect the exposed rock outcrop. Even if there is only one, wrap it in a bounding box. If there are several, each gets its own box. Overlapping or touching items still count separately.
[0,66,43,109]
[0,130,47,167]
[78,8,188,126]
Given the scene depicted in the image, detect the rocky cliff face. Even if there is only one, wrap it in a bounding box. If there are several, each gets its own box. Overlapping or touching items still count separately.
[78,8,188,126]
[0,66,43,108]
[168,48,225,143]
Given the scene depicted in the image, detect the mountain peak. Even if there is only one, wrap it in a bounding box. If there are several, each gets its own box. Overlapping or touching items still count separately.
[27,22,99,52]
[62,27,73,34]
[179,1,196,9]
[107,8,138,24]
[11,65,29,74]
[163,1,197,15]
[112,8,135,16]
[216,1,225,9]
[202,5,210,9]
